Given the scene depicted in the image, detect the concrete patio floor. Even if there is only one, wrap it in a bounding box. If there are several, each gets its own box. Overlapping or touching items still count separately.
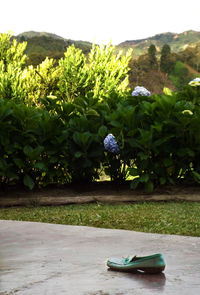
[0,220,200,295]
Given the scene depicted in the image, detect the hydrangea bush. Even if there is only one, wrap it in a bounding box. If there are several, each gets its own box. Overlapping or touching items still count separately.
[103,134,124,182]
[132,86,151,97]
[188,77,200,87]
[104,134,119,154]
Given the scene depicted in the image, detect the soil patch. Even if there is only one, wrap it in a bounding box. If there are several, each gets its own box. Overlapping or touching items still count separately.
[1,181,200,207]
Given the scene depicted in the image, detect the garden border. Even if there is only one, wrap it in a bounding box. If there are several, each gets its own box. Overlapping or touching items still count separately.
[1,183,200,207]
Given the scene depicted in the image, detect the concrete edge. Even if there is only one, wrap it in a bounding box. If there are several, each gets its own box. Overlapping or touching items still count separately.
[1,194,200,207]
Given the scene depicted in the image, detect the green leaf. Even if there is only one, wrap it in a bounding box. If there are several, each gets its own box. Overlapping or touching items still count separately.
[130,178,139,190]
[128,168,139,176]
[23,174,35,190]
[110,120,122,128]
[6,171,19,179]
[127,138,141,149]
[13,158,25,168]
[140,174,149,183]
[192,171,200,183]
[49,156,58,163]
[163,158,173,167]
[34,162,47,170]
[80,132,92,146]
[138,129,152,145]
[86,109,99,116]
[0,159,6,169]
[138,152,148,160]
[159,177,166,185]
[2,108,13,119]
[145,181,154,193]
[104,168,111,176]
[98,125,108,138]
[75,151,83,158]
[73,132,81,146]
[168,177,175,185]
[177,148,195,157]
[62,102,75,115]
[23,145,33,156]
[154,135,174,147]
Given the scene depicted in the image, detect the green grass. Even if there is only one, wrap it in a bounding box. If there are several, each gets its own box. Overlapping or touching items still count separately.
[0,201,200,237]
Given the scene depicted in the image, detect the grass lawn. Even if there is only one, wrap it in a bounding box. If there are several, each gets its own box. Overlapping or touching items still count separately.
[0,201,200,237]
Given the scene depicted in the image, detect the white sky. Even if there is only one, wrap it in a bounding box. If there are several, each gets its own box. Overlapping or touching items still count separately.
[1,0,200,45]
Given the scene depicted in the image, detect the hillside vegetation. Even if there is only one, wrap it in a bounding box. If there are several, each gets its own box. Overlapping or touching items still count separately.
[12,30,200,92]
[128,35,200,93]
[119,30,200,56]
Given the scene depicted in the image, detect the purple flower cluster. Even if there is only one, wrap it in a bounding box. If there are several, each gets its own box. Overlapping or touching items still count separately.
[104,134,119,154]
[131,86,151,97]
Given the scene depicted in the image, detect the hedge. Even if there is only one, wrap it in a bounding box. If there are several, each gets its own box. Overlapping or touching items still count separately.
[1,85,200,191]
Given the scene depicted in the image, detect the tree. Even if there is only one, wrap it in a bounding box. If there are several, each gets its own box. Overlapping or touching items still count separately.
[160,44,174,74]
[0,33,28,101]
[148,44,157,69]
[58,43,133,101]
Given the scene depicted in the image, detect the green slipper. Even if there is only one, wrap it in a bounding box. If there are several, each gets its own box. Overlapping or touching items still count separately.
[107,253,166,274]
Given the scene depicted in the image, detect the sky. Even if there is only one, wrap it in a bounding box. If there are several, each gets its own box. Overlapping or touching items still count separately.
[1,0,200,45]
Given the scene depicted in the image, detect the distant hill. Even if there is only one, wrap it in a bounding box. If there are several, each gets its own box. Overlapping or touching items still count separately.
[14,31,93,65]
[118,30,200,56]
[17,31,65,40]
[14,30,200,63]
[16,31,92,52]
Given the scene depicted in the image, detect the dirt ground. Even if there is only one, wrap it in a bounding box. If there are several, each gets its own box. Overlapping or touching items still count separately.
[1,181,200,207]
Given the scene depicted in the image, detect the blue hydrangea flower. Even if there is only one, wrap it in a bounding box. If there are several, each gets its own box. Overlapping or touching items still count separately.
[132,86,151,97]
[188,78,200,87]
[104,134,120,154]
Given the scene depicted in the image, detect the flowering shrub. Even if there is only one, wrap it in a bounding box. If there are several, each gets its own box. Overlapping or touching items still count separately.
[131,86,151,97]
[188,77,200,87]
[104,134,119,154]
[1,32,200,191]
[1,88,200,191]
[58,43,132,102]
